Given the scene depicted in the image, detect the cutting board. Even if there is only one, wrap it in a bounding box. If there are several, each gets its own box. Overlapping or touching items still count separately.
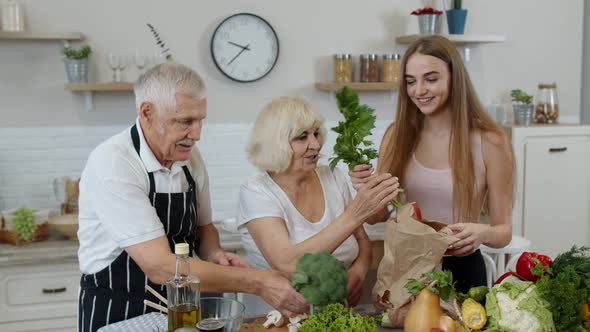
[240,317,288,332]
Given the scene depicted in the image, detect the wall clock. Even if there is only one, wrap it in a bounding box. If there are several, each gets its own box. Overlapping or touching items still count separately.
[210,13,279,83]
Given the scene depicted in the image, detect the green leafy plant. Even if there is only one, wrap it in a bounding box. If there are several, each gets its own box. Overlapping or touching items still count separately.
[510,89,533,105]
[405,269,458,302]
[299,303,377,332]
[329,86,378,171]
[329,86,402,209]
[147,23,173,62]
[11,206,37,241]
[61,45,92,60]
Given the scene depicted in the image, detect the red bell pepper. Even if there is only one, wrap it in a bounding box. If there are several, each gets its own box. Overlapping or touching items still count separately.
[411,202,422,222]
[516,252,552,282]
[495,271,524,284]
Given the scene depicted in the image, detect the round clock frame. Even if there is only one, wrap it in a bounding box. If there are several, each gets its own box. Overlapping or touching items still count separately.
[210,13,280,83]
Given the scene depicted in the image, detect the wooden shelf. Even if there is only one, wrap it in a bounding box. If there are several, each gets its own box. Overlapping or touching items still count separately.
[65,82,133,111]
[64,82,134,92]
[395,34,506,45]
[315,82,397,92]
[0,31,84,41]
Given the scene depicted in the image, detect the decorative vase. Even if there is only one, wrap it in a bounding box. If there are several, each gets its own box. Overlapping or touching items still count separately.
[446,9,468,34]
[64,58,89,83]
[417,14,441,34]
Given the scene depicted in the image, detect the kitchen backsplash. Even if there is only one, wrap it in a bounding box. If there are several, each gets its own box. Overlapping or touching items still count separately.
[0,121,391,221]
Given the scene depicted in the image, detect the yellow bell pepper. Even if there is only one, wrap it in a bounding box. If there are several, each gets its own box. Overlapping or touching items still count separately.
[461,298,487,330]
[582,302,589,321]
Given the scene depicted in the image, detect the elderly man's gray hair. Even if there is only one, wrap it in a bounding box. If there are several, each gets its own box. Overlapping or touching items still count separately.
[134,63,206,113]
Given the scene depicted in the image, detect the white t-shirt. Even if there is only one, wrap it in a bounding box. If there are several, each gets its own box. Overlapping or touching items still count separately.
[77,119,212,274]
[237,165,359,270]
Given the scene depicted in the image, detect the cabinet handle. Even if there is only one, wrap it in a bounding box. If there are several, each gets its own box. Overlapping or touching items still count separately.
[549,147,567,153]
[42,287,67,294]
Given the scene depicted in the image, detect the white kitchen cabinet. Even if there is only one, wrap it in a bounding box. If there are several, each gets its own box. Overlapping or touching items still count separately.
[0,240,79,332]
[506,125,590,258]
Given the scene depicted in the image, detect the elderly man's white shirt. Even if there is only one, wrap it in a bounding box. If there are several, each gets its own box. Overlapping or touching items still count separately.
[78,118,212,274]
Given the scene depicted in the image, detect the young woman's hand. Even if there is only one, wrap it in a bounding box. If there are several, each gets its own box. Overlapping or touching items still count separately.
[446,223,491,257]
[348,164,377,190]
[346,264,366,307]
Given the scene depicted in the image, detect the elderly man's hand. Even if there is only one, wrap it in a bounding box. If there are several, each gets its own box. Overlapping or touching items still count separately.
[258,270,308,318]
[207,248,250,268]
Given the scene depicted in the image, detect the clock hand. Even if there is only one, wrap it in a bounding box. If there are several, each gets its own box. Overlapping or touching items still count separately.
[228,41,251,51]
[227,44,250,66]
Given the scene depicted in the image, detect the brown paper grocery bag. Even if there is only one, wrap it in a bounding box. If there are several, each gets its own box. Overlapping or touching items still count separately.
[372,203,459,327]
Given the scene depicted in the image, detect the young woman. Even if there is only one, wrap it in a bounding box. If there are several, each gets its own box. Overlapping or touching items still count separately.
[349,36,514,292]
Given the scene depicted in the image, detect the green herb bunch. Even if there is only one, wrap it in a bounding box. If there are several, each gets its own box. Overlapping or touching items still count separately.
[11,206,37,241]
[147,23,173,62]
[510,89,533,105]
[329,86,402,209]
[405,269,458,302]
[61,45,92,60]
[329,86,378,172]
[535,246,590,331]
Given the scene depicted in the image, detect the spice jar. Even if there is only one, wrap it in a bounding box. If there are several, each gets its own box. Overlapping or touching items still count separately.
[381,54,401,83]
[333,54,353,83]
[534,83,559,124]
[360,54,378,82]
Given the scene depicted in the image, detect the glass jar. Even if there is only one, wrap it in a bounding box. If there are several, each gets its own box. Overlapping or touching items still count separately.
[333,54,353,83]
[381,54,401,83]
[359,54,378,82]
[534,83,559,124]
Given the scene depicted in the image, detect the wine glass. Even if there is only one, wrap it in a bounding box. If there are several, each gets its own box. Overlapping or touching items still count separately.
[152,52,165,67]
[106,53,120,82]
[133,51,149,76]
[117,55,129,82]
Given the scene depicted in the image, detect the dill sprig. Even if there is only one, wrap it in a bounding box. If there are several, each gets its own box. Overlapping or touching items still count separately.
[147,23,173,62]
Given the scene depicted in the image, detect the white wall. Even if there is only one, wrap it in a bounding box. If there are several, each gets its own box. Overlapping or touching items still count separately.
[0,0,585,127]
[582,1,590,123]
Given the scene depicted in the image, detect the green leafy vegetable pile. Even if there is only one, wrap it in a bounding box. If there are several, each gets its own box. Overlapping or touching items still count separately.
[405,269,458,302]
[291,252,347,307]
[329,86,402,209]
[535,246,590,331]
[299,303,377,332]
[11,206,37,241]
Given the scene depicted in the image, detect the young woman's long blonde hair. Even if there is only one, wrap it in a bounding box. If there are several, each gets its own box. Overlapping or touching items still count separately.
[378,36,507,223]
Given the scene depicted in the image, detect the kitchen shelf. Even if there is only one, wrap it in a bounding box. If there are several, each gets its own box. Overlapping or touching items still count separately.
[65,82,133,111]
[0,31,84,42]
[395,34,506,45]
[64,82,134,92]
[315,82,397,91]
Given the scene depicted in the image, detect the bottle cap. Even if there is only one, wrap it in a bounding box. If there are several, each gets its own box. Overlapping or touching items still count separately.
[175,243,189,255]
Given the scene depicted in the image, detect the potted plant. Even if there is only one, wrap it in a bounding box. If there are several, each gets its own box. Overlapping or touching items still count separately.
[510,89,534,126]
[62,45,92,83]
[411,7,443,35]
[0,206,50,245]
[446,0,468,34]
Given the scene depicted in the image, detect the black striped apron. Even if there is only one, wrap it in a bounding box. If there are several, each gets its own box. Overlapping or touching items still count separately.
[78,124,199,332]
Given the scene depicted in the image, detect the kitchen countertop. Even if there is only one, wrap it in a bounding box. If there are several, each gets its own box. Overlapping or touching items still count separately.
[0,222,387,267]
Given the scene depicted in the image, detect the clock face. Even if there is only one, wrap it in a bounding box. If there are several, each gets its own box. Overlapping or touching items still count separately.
[210,13,279,83]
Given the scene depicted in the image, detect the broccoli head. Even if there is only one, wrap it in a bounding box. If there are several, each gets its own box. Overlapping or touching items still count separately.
[291,252,348,306]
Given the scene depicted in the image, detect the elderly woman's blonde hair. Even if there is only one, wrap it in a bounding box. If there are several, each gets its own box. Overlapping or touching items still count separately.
[247,97,327,172]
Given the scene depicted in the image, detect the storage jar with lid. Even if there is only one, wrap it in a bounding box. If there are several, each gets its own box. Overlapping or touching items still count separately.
[381,53,401,83]
[359,54,378,83]
[534,83,559,124]
[333,54,353,83]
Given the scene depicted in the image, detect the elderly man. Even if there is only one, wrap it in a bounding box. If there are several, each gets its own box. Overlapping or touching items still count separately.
[77,63,306,332]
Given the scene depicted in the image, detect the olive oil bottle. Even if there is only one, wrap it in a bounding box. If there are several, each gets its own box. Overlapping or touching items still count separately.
[166,243,201,332]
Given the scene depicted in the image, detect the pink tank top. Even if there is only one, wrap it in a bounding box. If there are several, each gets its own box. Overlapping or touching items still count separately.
[403,131,487,224]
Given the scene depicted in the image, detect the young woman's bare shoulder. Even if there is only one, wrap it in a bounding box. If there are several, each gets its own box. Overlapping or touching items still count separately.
[481,130,512,163]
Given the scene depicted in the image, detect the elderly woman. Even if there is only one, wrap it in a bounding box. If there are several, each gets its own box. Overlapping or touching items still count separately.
[237,97,400,315]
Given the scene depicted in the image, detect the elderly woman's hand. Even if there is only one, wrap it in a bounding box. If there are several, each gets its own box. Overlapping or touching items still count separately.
[346,173,400,223]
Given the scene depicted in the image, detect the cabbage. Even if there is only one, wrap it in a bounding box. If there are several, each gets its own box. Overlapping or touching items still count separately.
[484,276,555,332]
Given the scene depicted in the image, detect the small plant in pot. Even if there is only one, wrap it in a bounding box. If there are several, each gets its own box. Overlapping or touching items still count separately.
[510,89,534,126]
[62,45,92,83]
